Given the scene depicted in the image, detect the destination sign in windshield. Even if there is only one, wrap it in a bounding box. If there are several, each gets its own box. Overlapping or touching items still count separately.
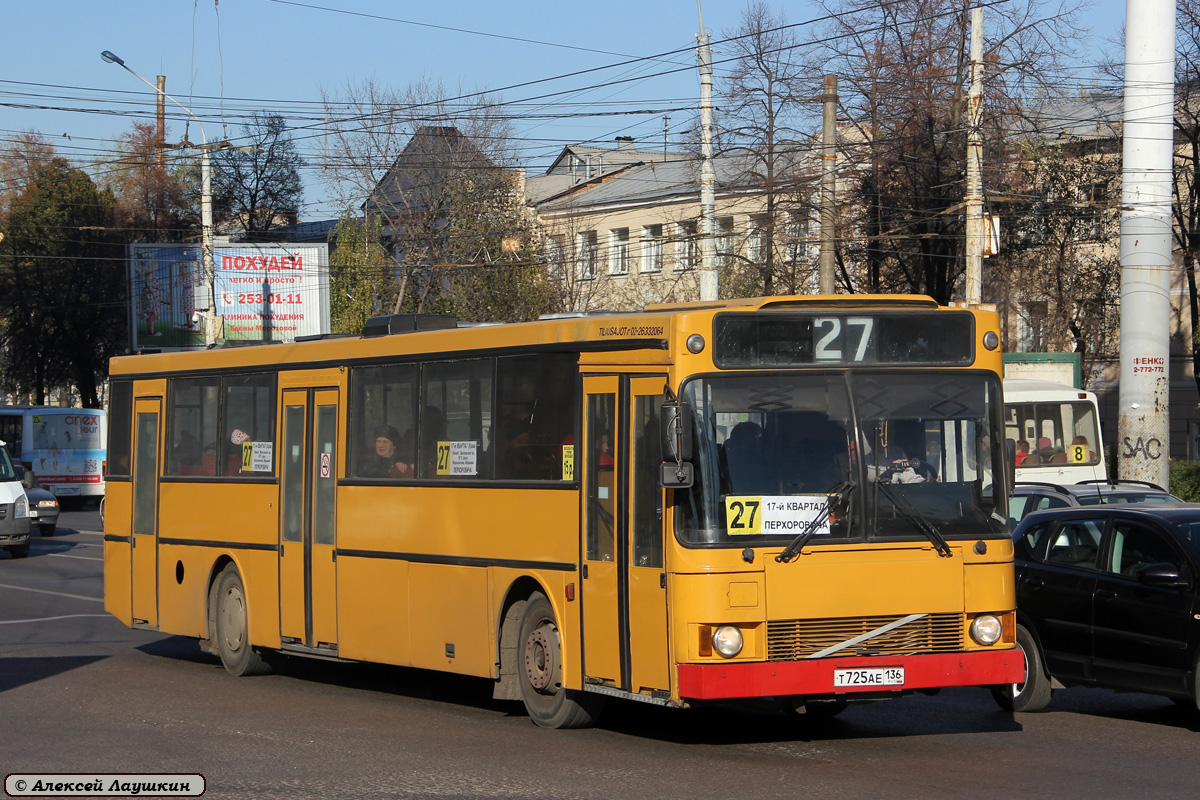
[713,312,974,367]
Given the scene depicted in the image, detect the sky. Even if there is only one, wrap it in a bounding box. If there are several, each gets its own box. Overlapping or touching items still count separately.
[2,0,1131,221]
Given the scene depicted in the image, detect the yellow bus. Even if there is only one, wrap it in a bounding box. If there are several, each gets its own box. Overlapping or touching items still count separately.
[104,295,1023,728]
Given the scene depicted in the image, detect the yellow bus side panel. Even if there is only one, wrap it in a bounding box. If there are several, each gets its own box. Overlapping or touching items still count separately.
[408,563,491,676]
[154,483,282,646]
[337,557,411,665]
[103,482,133,625]
[336,486,581,682]
[963,561,1016,613]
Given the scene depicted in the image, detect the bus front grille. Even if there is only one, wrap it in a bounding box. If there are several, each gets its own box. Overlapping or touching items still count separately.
[767,613,964,661]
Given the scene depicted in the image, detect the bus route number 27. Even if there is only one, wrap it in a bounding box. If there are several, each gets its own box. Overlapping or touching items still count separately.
[725,497,762,535]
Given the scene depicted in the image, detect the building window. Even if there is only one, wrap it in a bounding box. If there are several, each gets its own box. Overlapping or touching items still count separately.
[1018,301,1048,352]
[641,224,663,273]
[717,217,736,268]
[748,215,768,266]
[786,211,813,263]
[609,228,630,275]
[675,221,698,271]
[546,235,566,276]
[577,231,598,280]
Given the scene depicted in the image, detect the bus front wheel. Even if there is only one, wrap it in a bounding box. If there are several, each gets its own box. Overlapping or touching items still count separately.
[518,592,603,729]
[213,566,272,677]
[990,624,1051,712]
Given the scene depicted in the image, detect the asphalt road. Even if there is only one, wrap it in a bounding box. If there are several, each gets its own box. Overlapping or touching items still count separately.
[1,508,1198,799]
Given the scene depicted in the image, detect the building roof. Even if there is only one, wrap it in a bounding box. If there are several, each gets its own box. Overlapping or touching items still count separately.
[1019,94,1123,142]
[365,126,499,216]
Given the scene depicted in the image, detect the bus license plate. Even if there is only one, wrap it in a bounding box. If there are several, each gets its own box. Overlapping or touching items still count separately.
[833,666,904,687]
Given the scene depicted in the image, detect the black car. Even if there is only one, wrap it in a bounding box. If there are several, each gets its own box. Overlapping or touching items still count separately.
[1008,480,1182,526]
[995,505,1200,713]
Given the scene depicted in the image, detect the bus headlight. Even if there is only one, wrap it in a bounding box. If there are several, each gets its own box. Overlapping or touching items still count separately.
[712,625,744,657]
[13,494,28,519]
[970,614,1002,645]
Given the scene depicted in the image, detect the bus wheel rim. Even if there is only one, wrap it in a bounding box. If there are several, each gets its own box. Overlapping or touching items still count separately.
[524,624,556,692]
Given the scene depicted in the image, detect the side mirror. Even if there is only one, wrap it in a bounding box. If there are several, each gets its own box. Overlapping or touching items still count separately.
[1136,562,1190,589]
[660,402,693,463]
[660,462,694,488]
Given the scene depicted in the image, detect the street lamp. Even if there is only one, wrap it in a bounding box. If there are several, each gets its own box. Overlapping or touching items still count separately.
[101,50,221,347]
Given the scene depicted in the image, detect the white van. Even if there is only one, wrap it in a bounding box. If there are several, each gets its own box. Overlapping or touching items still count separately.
[1003,379,1106,484]
[0,439,31,559]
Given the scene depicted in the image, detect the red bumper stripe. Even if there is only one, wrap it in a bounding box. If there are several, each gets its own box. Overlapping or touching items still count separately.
[677,649,1025,700]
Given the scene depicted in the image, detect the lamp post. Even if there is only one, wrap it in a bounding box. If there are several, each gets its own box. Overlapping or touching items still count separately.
[101,50,220,347]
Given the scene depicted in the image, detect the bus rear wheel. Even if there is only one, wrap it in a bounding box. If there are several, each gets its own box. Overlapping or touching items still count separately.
[518,592,602,729]
[213,566,272,677]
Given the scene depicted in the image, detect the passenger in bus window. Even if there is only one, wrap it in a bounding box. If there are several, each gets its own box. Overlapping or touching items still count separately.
[359,424,412,478]
[1036,436,1056,464]
[1014,439,1032,465]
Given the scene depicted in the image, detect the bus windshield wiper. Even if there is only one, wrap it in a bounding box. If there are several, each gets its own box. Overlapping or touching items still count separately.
[775,481,856,564]
[875,481,953,558]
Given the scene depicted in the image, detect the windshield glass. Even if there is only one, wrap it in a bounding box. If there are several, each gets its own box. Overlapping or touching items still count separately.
[0,447,15,482]
[675,371,1007,546]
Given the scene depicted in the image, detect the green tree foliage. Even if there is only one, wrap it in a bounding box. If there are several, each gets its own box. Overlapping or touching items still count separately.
[328,212,389,334]
[212,113,303,237]
[0,159,126,406]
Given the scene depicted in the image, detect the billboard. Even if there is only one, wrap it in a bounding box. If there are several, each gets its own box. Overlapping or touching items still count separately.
[129,243,330,350]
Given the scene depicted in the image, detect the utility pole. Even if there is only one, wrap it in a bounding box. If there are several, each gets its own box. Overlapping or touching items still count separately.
[697,1,718,302]
[156,76,166,174]
[102,50,221,347]
[964,6,985,305]
[819,74,838,295]
[1117,0,1176,486]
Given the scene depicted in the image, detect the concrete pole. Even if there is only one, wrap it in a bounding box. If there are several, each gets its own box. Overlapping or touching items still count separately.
[819,74,838,295]
[1118,0,1175,486]
[156,76,166,174]
[964,6,985,305]
[697,2,718,301]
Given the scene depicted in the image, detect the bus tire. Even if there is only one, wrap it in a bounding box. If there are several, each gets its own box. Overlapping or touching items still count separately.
[518,592,603,729]
[991,624,1051,712]
[214,566,272,677]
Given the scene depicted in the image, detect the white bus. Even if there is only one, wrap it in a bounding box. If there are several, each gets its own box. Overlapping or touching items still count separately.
[1003,379,1106,484]
[0,406,107,501]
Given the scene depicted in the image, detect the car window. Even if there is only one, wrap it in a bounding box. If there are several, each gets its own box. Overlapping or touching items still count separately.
[1045,519,1103,569]
[1031,494,1071,513]
[1108,523,1181,576]
[1017,519,1054,560]
[1008,495,1029,526]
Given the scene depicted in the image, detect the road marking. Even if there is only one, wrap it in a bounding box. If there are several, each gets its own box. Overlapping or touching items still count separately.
[0,582,103,603]
[0,613,112,625]
[45,553,103,562]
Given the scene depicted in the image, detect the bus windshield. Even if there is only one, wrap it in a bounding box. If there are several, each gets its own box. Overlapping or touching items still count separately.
[676,371,1007,546]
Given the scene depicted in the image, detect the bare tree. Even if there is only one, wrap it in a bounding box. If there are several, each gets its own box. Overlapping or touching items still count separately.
[212,113,303,238]
[715,1,820,297]
[0,131,57,223]
[811,0,1087,303]
[1173,0,1200,400]
[320,77,550,319]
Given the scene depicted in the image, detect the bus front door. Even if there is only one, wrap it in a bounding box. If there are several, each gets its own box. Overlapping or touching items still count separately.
[279,388,340,653]
[581,376,670,697]
[130,397,161,627]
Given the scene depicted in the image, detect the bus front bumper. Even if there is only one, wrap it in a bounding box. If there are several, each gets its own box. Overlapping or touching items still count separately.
[677,649,1025,701]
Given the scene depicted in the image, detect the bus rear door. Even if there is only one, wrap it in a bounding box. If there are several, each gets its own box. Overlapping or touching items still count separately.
[279,388,340,653]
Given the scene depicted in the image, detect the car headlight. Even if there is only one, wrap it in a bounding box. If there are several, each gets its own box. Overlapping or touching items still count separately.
[970,614,1002,645]
[13,494,28,519]
[712,625,744,657]
[38,499,57,508]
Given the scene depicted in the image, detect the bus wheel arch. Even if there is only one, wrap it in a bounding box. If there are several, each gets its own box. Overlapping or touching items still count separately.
[493,577,544,702]
[210,562,272,677]
[516,590,603,728]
